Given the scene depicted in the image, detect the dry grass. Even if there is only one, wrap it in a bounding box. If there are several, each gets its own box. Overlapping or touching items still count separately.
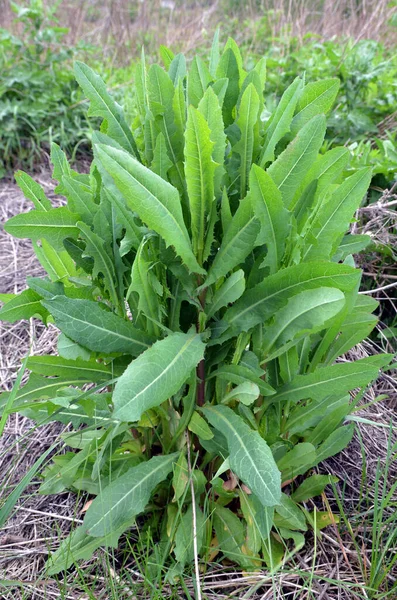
[355,183,397,323]
[0,172,89,599]
[1,0,396,64]
[0,171,396,599]
[261,0,397,46]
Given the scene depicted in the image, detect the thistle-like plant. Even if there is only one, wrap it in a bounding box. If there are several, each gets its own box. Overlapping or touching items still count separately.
[0,36,392,574]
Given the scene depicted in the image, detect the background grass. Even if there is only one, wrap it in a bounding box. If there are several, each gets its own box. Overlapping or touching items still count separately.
[1,0,397,177]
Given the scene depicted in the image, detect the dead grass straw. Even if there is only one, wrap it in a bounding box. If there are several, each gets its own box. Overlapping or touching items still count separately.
[1,0,396,65]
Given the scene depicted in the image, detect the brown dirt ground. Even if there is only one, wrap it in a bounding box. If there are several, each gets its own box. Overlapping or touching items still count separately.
[0,171,396,600]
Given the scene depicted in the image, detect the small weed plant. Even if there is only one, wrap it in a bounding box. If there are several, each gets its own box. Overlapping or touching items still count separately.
[0,0,93,176]
[258,38,397,145]
[0,36,393,575]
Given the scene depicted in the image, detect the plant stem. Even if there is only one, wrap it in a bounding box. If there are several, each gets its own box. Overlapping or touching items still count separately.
[196,284,207,407]
[197,359,205,407]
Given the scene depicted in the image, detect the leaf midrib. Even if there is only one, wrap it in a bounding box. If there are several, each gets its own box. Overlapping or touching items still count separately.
[215,511,244,550]
[253,170,278,269]
[209,407,277,502]
[294,80,338,121]
[86,457,173,534]
[29,407,111,422]
[227,270,355,325]
[275,363,377,403]
[107,152,190,247]
[261,78,301,165]
[208,274,242,318]
[117,334,198,414]
[24,180,51,212]
[78,65,133,153]
[208,213,257,282]
[0,299,41,315]
[9,222,77,229]
[187,109,208,251]
[302,171,368,260]
[14,379,87,402]
[49,305,150,349]
[79,223,118,306]
[240,86,255,194]
[276,118,324,190]
[264,293,342,352]
[29,361,112,377]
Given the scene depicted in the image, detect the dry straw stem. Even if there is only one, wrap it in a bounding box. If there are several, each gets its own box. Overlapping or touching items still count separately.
[186,431,202,600]
[0,171,396,598]
[355,184,397,300]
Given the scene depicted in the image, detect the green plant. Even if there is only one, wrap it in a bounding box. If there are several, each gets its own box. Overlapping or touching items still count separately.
[0,0,93,175]
[0,37,393,577]
[348,133,397,198]
[262,38,397,149]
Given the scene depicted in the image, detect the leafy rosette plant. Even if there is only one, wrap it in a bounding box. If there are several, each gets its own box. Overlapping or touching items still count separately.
[0,36,392,573]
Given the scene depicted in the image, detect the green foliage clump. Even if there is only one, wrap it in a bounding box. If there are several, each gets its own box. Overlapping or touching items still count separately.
[0,0,93,176]
[0,36,393,575]
[264,38,397,145]
[210,26,397,190]
[347,132,397,197]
